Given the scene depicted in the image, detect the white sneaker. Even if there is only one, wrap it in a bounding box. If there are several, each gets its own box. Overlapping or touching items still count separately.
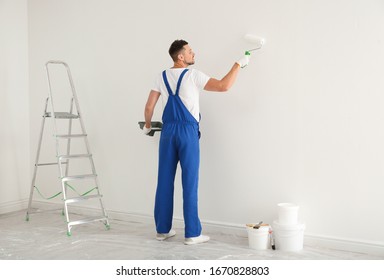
[156,229,176,241]
[184,235,210,245]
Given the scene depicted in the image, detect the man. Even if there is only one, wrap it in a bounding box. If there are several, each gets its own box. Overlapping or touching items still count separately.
[143,39,250,245]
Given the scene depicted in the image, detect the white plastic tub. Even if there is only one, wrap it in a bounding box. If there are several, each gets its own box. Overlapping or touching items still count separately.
[272,220,305,251]
[278,203,299,225]
[246,224,270,250]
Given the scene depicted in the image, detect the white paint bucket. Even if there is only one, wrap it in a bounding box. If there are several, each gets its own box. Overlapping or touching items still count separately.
[272,220,305,251]
[246,225,270,250]
[278,203,299,225]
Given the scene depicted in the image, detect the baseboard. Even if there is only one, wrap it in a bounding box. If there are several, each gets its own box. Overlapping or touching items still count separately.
[15,201,384,258]
[0,199,28,215]
[304,233,384,257]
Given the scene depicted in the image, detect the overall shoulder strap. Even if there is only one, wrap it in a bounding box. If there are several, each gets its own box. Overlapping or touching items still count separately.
[175,69,189,96]
[162,70,173,95]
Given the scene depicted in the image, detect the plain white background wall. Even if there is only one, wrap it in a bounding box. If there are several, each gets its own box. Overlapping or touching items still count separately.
[0,0,30,212]
[26,0,384,246]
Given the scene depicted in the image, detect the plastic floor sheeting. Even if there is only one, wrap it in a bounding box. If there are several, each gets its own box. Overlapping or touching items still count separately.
[0,210,382,260]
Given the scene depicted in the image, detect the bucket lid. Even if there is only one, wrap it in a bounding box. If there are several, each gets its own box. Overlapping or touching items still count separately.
[272,220,305,231]
[246,223,269,228]
[246,224,270,232]
[278,203,299,209]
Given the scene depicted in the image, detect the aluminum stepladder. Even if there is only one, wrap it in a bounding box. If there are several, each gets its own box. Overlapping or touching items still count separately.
[26,60,110,236]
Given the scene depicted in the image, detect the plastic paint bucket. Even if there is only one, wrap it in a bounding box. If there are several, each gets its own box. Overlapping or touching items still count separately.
[272,220,305,251]
[246,225,270,250]
[278,203,299,225]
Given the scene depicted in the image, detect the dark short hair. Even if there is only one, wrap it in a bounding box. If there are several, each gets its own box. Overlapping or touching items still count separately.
[169,40,188,61]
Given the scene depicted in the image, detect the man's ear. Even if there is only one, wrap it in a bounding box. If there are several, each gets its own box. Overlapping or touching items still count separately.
[178,53,184,61]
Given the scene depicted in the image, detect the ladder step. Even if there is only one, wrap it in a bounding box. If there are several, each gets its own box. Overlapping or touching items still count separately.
[62,174,97,182]
[36,162,67,166]
[58,154,92,160]
[44,112,79,119]
[55,134,87,138]
[68,216,108,227]
[65,194,102,204]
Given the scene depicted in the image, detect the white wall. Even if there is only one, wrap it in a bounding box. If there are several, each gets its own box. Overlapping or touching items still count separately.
[27,0,384,249]
[0,0,30,213]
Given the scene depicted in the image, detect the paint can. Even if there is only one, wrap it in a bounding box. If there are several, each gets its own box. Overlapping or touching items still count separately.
[278,203,299,225]
[246,224,270,250]
[272,220,305,251]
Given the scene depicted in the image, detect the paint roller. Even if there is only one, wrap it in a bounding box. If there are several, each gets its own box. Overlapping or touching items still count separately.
[243,34,265,55]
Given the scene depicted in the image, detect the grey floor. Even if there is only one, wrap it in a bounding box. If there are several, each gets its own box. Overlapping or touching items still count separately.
[0,210,382,260]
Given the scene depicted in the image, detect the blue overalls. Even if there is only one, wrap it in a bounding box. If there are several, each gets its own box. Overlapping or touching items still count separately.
[154,69,202,238]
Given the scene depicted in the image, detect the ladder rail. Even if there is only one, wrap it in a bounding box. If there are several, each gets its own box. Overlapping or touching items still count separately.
[67,65,93,161]
[62,61,107,219]
[60,62,95,230]
[26,98,49,219]
[45,62,61,177]
[46,61,71,225]
[65,97,75,177]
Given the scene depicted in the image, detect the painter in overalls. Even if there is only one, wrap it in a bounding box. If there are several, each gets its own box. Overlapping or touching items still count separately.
[143,39,250,245]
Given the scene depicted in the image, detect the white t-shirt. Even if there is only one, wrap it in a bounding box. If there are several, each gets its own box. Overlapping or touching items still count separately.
[152,68,210,122]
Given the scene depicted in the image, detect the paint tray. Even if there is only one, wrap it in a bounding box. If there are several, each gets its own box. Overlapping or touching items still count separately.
[138,121,162,136]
